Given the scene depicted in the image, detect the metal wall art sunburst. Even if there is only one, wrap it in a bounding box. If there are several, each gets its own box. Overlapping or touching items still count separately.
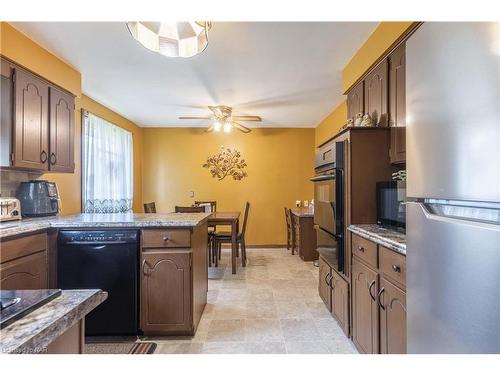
[203,147,248,181]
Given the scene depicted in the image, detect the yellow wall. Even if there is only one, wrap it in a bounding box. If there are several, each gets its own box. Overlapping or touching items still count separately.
[315,101,347,147]
[1,23,143,213]
[342,22,416,93]
[142,128,315,245]
[0,22,81,96]
[42,96,144,214]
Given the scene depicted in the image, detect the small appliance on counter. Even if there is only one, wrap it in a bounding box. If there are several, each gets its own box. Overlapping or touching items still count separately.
[16,180,60,217]
[376,180,406,231]
[0,197,21,222]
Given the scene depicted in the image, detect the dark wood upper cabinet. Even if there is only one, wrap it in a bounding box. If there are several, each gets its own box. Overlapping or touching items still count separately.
[346,80,364,121]
[352,257,379,354]
[13,67,50,170]
[364,59,388,127]
[1,58,75,173]
[49,87,75,172]
[388,43,406,164]
[141,251,192,334]
[379,278,407,354]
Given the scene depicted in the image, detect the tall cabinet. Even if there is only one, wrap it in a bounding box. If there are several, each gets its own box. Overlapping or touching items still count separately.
[345,42,407,164]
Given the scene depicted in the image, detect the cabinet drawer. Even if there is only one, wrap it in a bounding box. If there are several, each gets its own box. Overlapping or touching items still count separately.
[351,234,378,268]
[379,246,406,289]
[0,233,48,264]
[141,229,191,249]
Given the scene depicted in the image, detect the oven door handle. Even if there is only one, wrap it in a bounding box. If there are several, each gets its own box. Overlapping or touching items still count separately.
[310,175,335,182]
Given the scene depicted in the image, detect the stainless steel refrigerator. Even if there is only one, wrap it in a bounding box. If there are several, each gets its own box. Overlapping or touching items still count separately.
[406,22,500,353]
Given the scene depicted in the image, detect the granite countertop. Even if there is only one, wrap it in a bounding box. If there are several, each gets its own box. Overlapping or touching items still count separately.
[348,224,406,255]
[0,289,107,354]
[0,212,211,239]
[291,207,314,218]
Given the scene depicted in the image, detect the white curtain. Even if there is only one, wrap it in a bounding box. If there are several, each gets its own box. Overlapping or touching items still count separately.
[83,112,133,213]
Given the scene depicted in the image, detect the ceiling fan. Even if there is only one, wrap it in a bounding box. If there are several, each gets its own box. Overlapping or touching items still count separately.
[178,105,262,133]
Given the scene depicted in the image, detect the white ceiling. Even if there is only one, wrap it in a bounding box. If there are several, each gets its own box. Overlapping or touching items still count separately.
[12,22,376,128]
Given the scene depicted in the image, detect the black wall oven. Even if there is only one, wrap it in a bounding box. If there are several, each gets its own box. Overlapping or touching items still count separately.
[311,140,345,273]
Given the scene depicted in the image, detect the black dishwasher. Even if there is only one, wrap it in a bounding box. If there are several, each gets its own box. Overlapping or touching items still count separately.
[57,230,139,336]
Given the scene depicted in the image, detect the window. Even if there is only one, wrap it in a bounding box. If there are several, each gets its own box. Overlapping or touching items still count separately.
[82,111,133,213]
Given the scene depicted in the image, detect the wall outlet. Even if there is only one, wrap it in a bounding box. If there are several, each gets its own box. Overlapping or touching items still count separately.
[303,200,309,207]
[189,191,195,198]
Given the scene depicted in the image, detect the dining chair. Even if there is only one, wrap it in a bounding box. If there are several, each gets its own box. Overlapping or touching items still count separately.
[144,202,156,213]
[213,202,250,267]
[284,207,296,254]
[174,206,205,213]
[194,200,217,213]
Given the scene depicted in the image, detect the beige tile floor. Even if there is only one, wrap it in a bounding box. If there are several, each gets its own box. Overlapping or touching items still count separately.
[145,247,358,354]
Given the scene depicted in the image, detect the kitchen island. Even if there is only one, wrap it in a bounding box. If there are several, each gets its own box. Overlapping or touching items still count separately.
[0,289,107,354]
[0,213,210,338]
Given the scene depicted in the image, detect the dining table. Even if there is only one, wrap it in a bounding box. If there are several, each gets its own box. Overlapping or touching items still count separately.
[207,211,241,274]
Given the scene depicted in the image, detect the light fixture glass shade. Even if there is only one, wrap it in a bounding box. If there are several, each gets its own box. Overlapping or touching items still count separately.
[223,121,232,133]
[127,22,211,58]
[213,120,222,132]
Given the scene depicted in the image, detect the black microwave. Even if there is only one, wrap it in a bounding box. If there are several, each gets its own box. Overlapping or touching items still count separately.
[376,181,406,231]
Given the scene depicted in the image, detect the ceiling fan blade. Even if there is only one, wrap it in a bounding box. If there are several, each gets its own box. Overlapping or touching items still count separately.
[206,125,214,133]
[232,121,252,133]
[232,115,262,122]
[208,106,223,118]
[178,116,212,120]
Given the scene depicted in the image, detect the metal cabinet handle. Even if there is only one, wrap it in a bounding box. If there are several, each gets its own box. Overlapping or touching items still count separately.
[50,152,57,165]
[377,287,386,310]
[368,280,376,301]
[40,150,48,163]
[392,264,401,273]
[357,246,365,252]
[163,235,170,241]
[329,275,336,290]
[328,274,334,289]
[142,259,152,276]
[325,272,331,287]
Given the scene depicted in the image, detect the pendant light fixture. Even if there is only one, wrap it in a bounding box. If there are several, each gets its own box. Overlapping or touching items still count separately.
[127,22,211,58]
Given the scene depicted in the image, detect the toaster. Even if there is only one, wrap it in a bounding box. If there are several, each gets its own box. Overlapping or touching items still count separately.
[0,198,21,222]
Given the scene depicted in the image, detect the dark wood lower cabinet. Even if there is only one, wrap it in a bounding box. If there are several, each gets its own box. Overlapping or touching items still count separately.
[379,278,407,354]
[141,251,192,334]
[352,257,379,354]
[331,271,349,335]
[0,250,48,290]
[318,256,332,310]
[140,224,208,336]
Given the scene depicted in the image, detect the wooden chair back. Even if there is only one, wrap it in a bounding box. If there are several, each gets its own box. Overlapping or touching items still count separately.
[175,205,205,213]
[144,202,156,213]
[240,202,250,237]
[194,200,217,213]
[284,207,292,229]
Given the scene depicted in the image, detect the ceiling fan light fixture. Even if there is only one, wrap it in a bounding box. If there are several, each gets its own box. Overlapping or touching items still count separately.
[213,120,222,132]
[127,21,211,58]
[223,121,232,133]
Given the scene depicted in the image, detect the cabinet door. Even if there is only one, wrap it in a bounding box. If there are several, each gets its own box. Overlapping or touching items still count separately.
[352,257,379,354]
[141,251,192,334]
[49,87,75,172]
[346,81,364,120]
[331,271,349,335]
[13,68,49,170]
[318,257,332,311]
[0,251,48,290]
[364,59,388,126]
[379,278,407,354]
[389,43,406,163]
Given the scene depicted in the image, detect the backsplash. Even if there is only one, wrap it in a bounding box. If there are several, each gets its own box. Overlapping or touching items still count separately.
[0,170,42,197]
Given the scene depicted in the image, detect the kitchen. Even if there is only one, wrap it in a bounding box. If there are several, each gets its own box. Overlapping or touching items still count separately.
[0,4,499,371]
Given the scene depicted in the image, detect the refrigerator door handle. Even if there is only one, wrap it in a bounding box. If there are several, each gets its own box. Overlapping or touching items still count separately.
[417,202,500,231]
